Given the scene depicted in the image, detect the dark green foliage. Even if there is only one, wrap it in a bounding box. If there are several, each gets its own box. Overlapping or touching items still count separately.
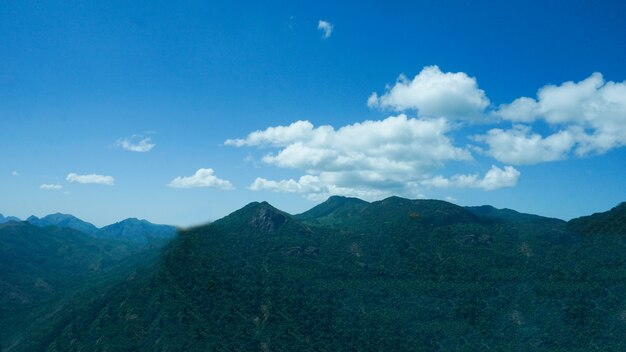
[0,221,170,351]
[568,202,626,236]
[5,198,626,351]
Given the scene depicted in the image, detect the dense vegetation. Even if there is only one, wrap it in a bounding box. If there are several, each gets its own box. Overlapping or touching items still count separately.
[2,197,625,351]
[0,219,173,351]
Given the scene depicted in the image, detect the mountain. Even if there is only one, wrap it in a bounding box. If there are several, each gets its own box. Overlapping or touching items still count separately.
[294,195,369,223]
[26,213,99,235]
[95,218,177,243]
[0,221,164,350]
[568,202,626,236]
[17,197,625,351]
[0,214,20,224]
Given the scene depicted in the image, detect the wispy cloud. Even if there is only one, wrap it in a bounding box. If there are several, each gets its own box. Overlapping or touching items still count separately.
[116,134,155,152]
[11,171,19,176]
[66,173,115,185]
[40,184,63,190]
[167,168,233,190]
[317,20,333,39]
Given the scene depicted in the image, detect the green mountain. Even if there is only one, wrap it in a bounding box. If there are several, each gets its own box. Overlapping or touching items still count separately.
[26,213,99,235]
[0,221,172,351]
[294,195,369,223]
[10,197,624,351]
[568,202,626,236]
[95,218,177,243]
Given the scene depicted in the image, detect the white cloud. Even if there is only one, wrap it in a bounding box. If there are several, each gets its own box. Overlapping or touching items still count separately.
[40,183,63,190]
[167,168,233,189]
[11,171,19,176]
[368,65,490,120]
[444,196,457,203]
[317,20,333,39]
[476,125,575,164]
[66,173,115,185]
[493,72,626,157]
[422,165,520,191]
[226,115,470,172]
[228,114,474,199]
[116,134,155,152]
[250,175,396,201]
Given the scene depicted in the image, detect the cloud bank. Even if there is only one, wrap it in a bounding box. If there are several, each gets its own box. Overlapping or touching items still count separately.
[485,72,626,162]
[227,115,516,200]
[228,67,626,200]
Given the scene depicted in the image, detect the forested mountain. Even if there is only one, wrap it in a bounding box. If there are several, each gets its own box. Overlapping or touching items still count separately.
[0,221,172,351]
[9,197,624,351]
[568,202,626,236]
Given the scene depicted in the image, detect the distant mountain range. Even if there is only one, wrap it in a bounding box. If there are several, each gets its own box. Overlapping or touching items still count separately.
[0,213,20,224]
[0,212,177,243]
[26,213,100,234]
[2,197,625,351]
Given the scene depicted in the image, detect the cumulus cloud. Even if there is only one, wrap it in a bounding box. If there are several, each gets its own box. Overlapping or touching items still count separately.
[490,72,626,158]
[250,175,397,201]
[116,134,155,152]
[476,125,575,164]
[228,115,474,199]
[167,168,233,189]
[422,165,520,191]
[227,115,470,174]
[368,66,490,120]
[40,184,63,190]
[317,20,333,39]
[11,171,19,176]
[66,173,115,185]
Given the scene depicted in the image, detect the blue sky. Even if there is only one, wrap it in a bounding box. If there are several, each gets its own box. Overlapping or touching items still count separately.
[1,0,625,227]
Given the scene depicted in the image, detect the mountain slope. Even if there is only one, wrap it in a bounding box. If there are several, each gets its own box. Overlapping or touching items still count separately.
[294,195,369,223]
[568,202,626,236]
[21,198,626,351]
[0,221,165,350]
[0,214,20,224]
[95,218,176,243]
[12,195,589,350]
[27,213,99,235]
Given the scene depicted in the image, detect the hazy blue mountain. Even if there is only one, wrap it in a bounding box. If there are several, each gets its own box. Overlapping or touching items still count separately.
[0,214,20,224]
[26,213,99,235]
[95,218,177,243]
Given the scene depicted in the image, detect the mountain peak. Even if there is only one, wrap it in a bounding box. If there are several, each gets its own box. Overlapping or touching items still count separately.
[250,205,288,232]
[214,201,292,233]
[27,213,99,234]
[295,195,369,221]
